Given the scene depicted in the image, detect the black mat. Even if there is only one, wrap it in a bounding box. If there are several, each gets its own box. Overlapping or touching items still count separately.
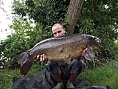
[12,69,113,89]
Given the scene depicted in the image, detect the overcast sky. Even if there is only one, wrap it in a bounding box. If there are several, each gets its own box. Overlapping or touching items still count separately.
[0,0,13,40]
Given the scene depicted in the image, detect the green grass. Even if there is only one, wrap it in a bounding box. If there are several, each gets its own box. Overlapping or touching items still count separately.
[79,64,118,89]
[0,63,118,89]
[0,69,21,89]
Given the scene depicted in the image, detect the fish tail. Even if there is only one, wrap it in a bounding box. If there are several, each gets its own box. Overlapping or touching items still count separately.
[18,52,33,75]
[20,59,33,75]
[18,52,28,65]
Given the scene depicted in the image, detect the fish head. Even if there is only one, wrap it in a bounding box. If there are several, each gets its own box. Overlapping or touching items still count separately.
[85,34,101,49]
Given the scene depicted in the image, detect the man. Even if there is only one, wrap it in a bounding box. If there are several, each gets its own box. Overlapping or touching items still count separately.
[37,23,85,89]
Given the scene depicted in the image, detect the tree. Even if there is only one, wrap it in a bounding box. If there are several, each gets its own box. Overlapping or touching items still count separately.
[65,0,84,34]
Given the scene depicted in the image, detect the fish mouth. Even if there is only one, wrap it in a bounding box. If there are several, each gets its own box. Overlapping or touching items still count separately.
[95,37,101,44]
[91,35,101,44]
[93,37,101,48]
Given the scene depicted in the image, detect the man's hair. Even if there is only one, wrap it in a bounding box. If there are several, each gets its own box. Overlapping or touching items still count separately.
[52,23,64,29]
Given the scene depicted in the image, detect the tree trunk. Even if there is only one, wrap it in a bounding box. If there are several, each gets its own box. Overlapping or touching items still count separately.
[65,0,84,34]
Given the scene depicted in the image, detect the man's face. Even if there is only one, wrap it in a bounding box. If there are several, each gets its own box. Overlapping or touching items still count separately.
[52,24,65,37]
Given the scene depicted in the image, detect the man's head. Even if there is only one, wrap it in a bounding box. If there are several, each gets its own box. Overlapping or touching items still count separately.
[52,23,66,37]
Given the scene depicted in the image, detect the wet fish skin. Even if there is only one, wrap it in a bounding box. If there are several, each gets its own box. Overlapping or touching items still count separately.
[18,34,101,75]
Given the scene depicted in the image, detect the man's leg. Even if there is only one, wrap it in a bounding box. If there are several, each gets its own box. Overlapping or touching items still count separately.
[68,73,78,83]
[67,59,86,88]
[46,61,63,83]
[51,71,62,83]
[45,61,63,89]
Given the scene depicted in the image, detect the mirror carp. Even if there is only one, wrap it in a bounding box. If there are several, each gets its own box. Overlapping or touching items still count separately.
[18,34,101,75]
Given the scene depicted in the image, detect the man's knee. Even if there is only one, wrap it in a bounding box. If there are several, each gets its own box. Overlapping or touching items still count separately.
[72,59,85,68]
[70,59,86,75]
[78,59,86,68]
[45,61,55,69]
[45,61,60,74]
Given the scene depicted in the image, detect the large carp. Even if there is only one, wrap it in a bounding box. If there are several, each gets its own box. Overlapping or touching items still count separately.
[18,34,101,75]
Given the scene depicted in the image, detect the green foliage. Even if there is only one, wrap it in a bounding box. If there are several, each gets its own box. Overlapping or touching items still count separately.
[12,0,70,27]
[0,17,51,69]
[0,0,70,69]
[76,0,118,61]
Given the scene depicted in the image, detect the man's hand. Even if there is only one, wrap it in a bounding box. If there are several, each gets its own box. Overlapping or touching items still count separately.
[82,50,86,57]
[37,54,48,62]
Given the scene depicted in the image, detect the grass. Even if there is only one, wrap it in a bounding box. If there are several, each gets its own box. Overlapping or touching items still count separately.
[0,69,22,89]
[79,64,118,89]
[0,62,118,89]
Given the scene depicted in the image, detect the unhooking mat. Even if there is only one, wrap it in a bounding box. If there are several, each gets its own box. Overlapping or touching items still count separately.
[12,69,113,89]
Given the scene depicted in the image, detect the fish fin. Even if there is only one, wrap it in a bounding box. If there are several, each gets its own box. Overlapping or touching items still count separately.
[83,47,95,60]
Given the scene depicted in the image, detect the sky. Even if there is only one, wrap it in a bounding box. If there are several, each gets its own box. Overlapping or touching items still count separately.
[0,0,13,40]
